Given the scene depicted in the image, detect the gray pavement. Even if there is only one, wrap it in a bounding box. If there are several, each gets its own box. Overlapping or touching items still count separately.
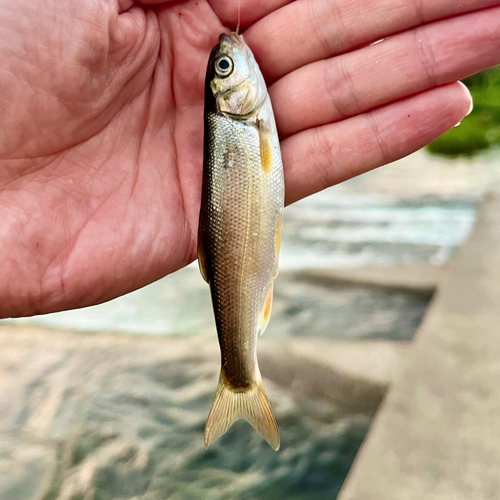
[293,264,440,295]
[339,186,500,499]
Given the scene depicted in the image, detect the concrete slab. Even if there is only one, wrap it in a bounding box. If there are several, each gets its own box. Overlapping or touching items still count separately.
[292,264,441,295]
[261,339,409,413]
[339,186,500,499]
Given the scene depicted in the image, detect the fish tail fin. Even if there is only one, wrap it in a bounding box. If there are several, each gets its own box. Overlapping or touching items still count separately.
[205,370,280,450]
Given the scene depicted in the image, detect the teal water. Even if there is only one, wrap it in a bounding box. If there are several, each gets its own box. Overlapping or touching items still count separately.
[1,331,372,500]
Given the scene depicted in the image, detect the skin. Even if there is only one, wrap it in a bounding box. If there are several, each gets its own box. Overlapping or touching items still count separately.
[0,0,499,317]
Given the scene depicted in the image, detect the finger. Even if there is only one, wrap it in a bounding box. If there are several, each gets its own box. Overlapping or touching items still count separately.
[271,6,500,137]
[133,0,294,28]
[282,82,472,205]
[245,0,500,81]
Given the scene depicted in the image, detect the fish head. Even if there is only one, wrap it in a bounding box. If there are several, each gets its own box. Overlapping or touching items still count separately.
[206,33,267,119]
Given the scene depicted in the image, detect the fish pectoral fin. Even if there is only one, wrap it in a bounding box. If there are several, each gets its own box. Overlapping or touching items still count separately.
[258,284,274,336]
[197,223,208,283]
[205,369,280,451]
[258,118,273,177]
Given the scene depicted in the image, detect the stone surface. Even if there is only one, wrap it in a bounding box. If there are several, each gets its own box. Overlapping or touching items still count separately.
[293,264,440,295]
[339,185,500,499]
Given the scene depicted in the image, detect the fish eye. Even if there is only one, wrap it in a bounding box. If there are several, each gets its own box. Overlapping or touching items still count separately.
[215,56,233,77]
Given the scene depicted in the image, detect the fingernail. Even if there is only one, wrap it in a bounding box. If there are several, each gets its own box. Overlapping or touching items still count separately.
[458,81,473,116]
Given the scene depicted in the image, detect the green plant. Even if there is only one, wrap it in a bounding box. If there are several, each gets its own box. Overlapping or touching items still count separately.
[427,66,500,157]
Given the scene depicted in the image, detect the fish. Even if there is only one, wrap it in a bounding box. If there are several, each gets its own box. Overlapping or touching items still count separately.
[198,32,285,450]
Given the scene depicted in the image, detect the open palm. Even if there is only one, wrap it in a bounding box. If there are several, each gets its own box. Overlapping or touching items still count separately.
[1,0,499,317]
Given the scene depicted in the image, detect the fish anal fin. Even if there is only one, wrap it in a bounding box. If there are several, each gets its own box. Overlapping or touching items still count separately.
[205,370,280,450]
[258,284,274,336]
[197,223,208,283]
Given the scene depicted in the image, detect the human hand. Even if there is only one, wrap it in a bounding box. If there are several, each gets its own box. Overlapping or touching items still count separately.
[0,0,498,317]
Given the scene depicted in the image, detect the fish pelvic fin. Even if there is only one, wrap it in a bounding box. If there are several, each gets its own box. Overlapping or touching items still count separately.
[205,370,280,451]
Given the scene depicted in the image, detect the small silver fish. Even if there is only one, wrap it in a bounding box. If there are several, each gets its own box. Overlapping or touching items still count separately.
[198,32,284,450]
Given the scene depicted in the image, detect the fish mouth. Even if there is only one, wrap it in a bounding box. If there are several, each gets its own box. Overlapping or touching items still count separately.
[218,32,245,48]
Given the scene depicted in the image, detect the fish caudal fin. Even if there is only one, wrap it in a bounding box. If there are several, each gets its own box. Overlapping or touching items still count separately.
[205,370,280,450]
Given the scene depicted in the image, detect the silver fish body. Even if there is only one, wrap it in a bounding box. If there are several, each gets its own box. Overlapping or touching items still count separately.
[198,33,284,450]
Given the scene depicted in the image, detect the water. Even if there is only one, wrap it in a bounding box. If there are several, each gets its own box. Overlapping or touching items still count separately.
[0,329,371,500]
[282,193,475,269]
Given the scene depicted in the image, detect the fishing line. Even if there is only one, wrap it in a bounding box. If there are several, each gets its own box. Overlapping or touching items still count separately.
[236,0,241,35]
